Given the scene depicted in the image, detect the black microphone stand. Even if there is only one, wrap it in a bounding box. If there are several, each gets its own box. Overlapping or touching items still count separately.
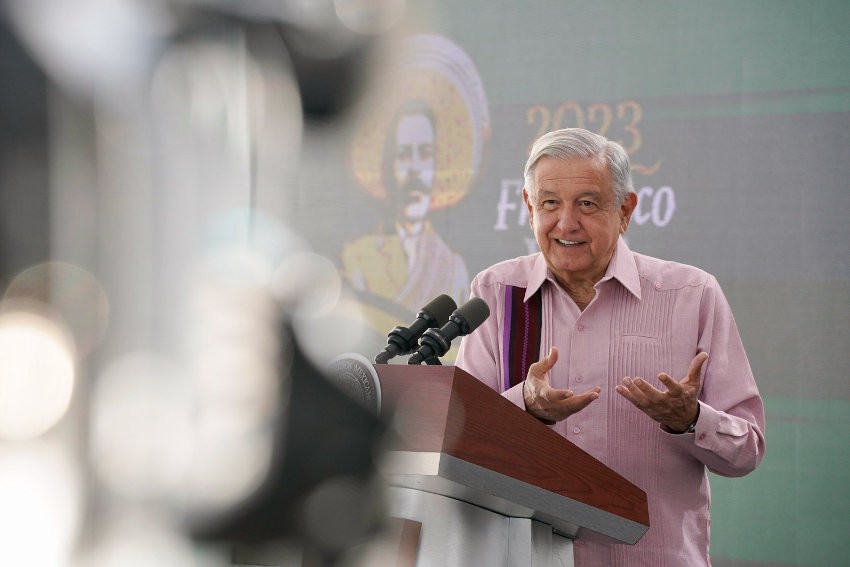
[374,324,418,364]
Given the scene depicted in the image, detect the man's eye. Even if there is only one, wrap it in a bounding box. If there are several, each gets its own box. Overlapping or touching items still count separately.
[541,200,558,210]
[418,144,434,161]
[395,147,412,160]
[579,200,596,209]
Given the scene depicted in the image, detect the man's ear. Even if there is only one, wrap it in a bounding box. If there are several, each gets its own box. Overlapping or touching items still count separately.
[619,192,638,234]
[522,187,534,228]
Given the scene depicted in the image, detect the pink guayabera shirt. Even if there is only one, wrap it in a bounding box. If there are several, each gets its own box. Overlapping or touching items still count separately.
[456,237,766,567]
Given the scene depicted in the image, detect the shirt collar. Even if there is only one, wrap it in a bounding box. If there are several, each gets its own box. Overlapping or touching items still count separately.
[523,237,642,302]
[601,237,642,300]
[524,254,550,301]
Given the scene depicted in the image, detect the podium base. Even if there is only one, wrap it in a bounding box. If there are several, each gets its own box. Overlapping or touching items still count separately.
[388,486,574,567]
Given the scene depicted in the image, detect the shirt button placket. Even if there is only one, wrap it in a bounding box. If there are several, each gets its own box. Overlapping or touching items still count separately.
[572,322,587,438]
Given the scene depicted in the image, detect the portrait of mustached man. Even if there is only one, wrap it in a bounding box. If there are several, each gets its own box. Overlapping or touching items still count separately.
[342,34,491,334]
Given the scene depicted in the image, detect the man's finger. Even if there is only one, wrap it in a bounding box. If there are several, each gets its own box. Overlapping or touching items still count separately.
[617,377,653,407]
[545,387,574,402]
[563,388,601,412]
[548,387,600,413]
[685,352,709,385]
[528,346,558,378]
[629,376,666,402]
[657,372,683,395]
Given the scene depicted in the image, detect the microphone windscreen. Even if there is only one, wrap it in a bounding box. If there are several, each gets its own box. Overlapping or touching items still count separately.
[457,297,490,332]
[422,294,457,325]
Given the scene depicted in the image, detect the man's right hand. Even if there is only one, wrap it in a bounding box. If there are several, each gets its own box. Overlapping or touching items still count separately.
[523,346,601,423]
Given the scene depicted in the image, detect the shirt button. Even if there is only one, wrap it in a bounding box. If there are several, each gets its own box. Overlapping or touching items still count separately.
[577,324,585,332]
[654,282,662,290]
[572,426,581,434]
[575,375,583,383]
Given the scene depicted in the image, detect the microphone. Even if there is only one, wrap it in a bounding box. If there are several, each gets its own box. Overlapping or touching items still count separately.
[373,294,457,364]
[407,298,490,365]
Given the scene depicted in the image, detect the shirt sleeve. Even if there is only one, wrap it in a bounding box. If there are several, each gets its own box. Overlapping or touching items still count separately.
[455,275,542,414]
[455,274,504,393]
[669,276,766,478]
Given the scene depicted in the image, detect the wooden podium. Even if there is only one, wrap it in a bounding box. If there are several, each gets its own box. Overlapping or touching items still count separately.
[374,364,649,567]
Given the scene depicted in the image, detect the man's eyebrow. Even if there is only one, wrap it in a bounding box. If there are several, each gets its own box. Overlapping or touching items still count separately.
[577,190,604,200]
[536,188,601,198]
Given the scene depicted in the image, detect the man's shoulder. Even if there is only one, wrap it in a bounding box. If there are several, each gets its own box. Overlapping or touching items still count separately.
[473,253,542,288]
[632,251,714,290]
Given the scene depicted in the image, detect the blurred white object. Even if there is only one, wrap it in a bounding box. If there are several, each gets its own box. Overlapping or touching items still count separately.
[0,309,76,441]
[78,511,218,567]
[8,0,171,101]
[90,352,194,501]
[0,442,81,567]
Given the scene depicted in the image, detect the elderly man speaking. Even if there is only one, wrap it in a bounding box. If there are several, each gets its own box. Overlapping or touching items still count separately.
[456,128,765,566]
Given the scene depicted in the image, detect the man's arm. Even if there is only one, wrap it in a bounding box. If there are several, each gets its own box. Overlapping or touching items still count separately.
[454,275,505,393]
[618,277,766,477]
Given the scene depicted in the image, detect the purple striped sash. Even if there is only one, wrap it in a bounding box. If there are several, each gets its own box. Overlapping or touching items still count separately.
[502,285,543,390]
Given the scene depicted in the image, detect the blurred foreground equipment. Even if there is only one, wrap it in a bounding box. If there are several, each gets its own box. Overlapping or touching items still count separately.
[2,0,408,565]
[190,322,388,563]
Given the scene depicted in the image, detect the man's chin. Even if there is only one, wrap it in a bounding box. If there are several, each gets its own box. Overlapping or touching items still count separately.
[546,252,592,271]
[402,203,430,223]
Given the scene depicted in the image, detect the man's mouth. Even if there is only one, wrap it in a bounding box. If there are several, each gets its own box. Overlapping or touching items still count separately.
[400,174,432,198]
[405,190,428,205]
[556,239,583,246]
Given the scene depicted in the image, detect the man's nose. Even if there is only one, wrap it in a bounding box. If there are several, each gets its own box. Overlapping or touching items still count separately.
[397,159,417,180]
[556,206,580,231]
[411,149,428,172]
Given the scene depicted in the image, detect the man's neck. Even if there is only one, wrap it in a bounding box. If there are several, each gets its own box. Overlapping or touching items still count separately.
[553,271,605,312]
[561,282,596,311]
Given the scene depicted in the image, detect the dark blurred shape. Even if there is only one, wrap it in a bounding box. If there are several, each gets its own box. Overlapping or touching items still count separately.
[0,20,50,290]
[190,321,388,564]
[276,23,378,119]
[178,1,386,120]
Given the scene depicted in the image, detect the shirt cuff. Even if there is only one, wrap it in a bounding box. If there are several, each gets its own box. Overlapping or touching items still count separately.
[504,381,557,426]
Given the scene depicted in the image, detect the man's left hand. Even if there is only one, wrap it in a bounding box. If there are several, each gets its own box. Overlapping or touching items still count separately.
[615,352,708,433]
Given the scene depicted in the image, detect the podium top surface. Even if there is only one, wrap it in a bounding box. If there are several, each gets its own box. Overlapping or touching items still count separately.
[375,364,650,544]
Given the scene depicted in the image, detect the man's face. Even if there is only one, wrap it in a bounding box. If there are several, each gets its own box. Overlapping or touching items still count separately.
[523,155,637,289]
[392,112,435,222]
